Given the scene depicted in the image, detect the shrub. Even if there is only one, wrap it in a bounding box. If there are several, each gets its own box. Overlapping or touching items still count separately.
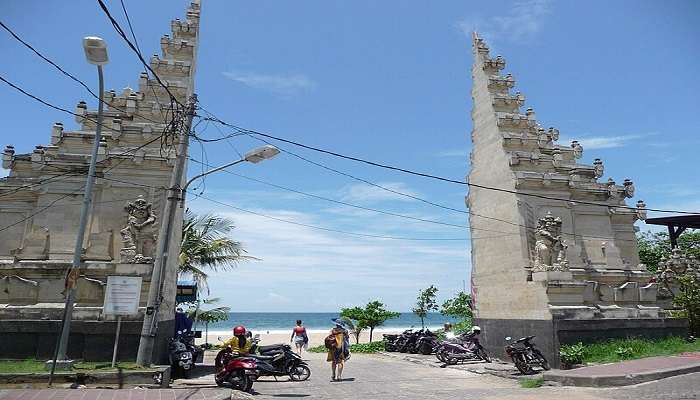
[615,346,634,359]
[308,341,386,354]
[559,342,585,365]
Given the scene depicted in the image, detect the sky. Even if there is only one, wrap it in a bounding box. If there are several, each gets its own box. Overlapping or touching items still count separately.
[1,0,699,312]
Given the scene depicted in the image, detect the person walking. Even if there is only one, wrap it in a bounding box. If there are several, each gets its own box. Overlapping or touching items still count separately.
[290,319,308,355]
[326,318,349,382]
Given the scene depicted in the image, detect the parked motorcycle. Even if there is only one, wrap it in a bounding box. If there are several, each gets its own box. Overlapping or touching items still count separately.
[399,329,423,353]
[504,335,550,374]
[214,349,259,392]
[415,330,439,355]
[168,334,202,378]
[382,333,400,352]
[435,335,490,364]
[250,336,312,381]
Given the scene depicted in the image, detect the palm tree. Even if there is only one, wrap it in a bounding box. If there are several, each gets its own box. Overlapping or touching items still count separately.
[187,298,230,348]
[179,209,257,290]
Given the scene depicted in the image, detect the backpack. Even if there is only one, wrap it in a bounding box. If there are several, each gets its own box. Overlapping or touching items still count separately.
[324,333,337,350]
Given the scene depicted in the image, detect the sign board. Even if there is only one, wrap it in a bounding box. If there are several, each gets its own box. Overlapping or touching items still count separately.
[103,276,142,315]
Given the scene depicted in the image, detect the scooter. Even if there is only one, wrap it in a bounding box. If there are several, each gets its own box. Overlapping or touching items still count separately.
[504,335,550,374]
[415,330,439,355]
[215,348,259,392]
[168,334,200,378]
[249,336,311,381]
[436,336,490,364]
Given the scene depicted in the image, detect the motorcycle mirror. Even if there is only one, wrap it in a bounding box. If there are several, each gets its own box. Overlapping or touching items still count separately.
[505,336,512,340]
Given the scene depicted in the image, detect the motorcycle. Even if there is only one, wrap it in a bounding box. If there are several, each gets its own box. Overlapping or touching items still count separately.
[382,333,400,352]
[435,335,490,364]
[415,330,439,355]
[504,335,550,375]
[250,336,312,381]
[214,349,259,392]
[399,330,423,353]
[168,334,201,378]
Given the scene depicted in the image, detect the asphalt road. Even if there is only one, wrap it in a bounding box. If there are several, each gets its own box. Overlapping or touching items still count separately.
[229,352,700,400]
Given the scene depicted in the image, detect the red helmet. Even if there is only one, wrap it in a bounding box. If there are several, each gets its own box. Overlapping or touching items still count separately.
[233,325,246,336]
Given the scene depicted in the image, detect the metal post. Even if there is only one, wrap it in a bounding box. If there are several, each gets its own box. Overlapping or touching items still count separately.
[53,65,105,365]
[111,316,122,368]
[136,95,197,366]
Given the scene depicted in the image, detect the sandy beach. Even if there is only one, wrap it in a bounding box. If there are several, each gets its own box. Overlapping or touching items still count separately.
[196,329,403,347]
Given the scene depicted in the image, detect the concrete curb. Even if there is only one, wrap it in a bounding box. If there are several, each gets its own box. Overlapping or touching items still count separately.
[544,361,700,387]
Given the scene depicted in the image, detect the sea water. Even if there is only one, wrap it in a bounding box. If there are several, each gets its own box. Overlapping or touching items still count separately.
[203,312,457,335]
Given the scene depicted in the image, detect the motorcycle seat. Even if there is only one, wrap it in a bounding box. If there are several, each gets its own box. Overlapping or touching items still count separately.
[258,344,285,352]
[251,354,277,361]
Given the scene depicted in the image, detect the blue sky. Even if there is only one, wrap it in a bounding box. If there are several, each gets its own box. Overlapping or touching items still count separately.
[1,0,698,312]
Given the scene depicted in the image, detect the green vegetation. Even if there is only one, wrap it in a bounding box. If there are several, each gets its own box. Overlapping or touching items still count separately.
[413,285,439,329]
[519,376,544,388]
[559,342,585,365]
[341,301,400,343]
[674,273,700,336]
[308,341,386,354]
[180,210,257,290]
[559,336,700,365]
[637,231,700,273]
[0,360,145,374]
[441,291,473,334]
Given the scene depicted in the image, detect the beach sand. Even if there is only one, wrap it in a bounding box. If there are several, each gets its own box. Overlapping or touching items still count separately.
[197,329,402,348]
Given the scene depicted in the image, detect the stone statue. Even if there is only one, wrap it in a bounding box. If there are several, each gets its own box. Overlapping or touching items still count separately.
[623,179,635,198]
[635,200,647,221]
[593,158,604,179]
[119,196,157,263]
[571,140,583,159]
[606,177,619,199]
[533,212,569,272]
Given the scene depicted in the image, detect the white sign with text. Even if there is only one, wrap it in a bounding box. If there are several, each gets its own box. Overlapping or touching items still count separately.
[103,276,142,315]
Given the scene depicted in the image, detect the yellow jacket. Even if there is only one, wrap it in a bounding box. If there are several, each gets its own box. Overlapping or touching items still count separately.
[224,335,253,354]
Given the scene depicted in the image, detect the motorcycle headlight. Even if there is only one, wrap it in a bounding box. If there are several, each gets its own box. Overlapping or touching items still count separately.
[180,353,192,360]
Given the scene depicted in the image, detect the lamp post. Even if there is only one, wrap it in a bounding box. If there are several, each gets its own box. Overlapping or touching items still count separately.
[49,37,109,373]
[135,144,279,365]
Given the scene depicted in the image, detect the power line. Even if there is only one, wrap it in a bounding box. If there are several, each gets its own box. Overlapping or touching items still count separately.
[0,19,168,125]
[96,0,185,109]
[199,111,698,215]
[189,191,476,242]
[188,157,472,230]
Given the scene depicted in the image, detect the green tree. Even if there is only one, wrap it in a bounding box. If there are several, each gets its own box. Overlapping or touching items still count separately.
[412,285,439,329]
[637,231,700,272]
[339,308,367,344]
[674,273,700,336]
[179,210,257,290]
[187,298,230,347]
[440,291,473,320]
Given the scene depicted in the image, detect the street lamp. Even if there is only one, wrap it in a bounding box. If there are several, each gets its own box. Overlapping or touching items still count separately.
[183,145,280,192]
[49,37,108,374]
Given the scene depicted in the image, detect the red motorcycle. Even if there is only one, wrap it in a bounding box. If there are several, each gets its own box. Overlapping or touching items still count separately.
[214,348,259,392]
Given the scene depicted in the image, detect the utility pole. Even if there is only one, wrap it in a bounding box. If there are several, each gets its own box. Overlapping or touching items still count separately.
[136,94,197,366]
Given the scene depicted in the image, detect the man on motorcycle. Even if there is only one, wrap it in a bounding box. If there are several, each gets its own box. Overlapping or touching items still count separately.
[462,326,481,340]
[224,325,254,354]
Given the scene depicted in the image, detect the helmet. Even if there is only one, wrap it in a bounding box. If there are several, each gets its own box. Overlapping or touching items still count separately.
[470,326,481,334]
[233,325,246,336]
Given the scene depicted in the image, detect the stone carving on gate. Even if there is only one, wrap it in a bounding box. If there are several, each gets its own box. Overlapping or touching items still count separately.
[593,158,604,179]
[119,196,157,263]
[532,212,569,272]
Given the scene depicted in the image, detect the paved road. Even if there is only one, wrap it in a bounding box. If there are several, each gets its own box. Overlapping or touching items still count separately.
[228,352,700,400]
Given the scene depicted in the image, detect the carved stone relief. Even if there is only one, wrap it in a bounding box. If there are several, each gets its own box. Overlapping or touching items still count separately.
[13,226,50,260]
[532,212,569,272]
[119,196,157,263]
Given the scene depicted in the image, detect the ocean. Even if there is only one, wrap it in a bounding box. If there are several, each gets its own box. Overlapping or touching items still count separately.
[201,312,456,335]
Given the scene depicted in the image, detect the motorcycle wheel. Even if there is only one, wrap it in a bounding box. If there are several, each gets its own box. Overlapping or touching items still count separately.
[181,367,190,379]
[230,371,253,392]
[288,364,311,381]
[215,373,226,387]
[419,343,432,355]
[478,348,491,363]
[513,356,534,375]
[436,350,447,363]
[533,350,550,371]
[446,356,459,365]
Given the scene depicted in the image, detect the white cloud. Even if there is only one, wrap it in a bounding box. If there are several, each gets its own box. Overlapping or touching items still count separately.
[222,71,316,97]
[458,0,551,44]
[341,182,421,203]
[559,133,648,150]
[437,149,468,158]
[187,198,470,312]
